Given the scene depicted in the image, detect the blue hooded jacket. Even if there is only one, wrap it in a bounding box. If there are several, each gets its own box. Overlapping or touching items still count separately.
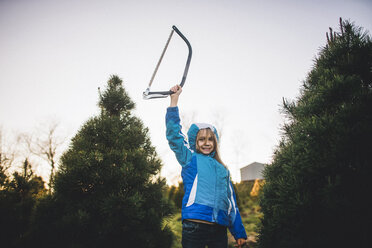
[166,106,247,240]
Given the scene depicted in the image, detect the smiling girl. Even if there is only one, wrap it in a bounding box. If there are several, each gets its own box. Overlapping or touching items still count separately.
[166,85,247,248]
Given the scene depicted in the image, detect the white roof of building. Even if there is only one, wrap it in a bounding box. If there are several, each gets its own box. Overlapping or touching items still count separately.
[240,162,265,181]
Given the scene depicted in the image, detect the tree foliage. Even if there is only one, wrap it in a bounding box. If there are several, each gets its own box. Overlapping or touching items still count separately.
[259,19,372,248]
[0,159,46,247]
[167,181,184,210]
[28,75,173,247]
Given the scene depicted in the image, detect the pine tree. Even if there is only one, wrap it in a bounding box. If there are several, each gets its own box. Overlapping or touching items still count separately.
[29,75,173,247]
[0,159,46,247]
[258,19,372,248]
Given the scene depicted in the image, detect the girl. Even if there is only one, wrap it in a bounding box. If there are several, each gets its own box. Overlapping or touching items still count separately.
[166,85,247,248]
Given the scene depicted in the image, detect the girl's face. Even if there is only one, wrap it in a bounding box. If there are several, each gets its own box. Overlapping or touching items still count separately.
[196,129,215,155]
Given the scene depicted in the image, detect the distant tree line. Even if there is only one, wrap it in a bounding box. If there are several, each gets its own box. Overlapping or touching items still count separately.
[166,181,184,210]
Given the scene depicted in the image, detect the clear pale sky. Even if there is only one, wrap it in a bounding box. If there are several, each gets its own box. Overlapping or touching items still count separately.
[1,0,371,184]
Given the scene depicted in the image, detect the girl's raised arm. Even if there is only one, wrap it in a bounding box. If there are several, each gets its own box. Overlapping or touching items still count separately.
[166,85,192,167]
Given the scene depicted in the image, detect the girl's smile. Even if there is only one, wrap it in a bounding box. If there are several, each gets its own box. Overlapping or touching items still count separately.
[196,129,215,155]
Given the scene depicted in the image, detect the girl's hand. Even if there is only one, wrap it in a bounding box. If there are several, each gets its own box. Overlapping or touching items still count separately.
[234,238,247,248]
[170,85,182,107]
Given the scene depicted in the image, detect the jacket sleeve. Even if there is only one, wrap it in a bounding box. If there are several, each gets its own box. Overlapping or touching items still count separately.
[166,106,193,167]
[228,181,248,240]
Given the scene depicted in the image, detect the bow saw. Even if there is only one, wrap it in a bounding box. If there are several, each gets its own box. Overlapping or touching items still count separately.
[143,25,192,100]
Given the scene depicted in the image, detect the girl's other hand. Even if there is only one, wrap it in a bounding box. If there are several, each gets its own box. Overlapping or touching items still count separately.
[235,238,247,248]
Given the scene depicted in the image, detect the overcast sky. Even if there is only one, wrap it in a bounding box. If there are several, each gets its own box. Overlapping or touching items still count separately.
[1,0,371,184]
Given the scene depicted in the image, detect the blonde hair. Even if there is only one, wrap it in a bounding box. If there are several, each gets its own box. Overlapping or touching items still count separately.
[196,128,227,168]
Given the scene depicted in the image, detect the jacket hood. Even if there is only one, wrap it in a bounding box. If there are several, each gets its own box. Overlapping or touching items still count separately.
[187,123,219,152]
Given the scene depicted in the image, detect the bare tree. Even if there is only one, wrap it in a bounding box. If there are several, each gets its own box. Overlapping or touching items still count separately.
[231,128,249,165]
[180,111,197,133]
[0,127,19,171]
[211,108,227,141]
[22,121,66,192]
